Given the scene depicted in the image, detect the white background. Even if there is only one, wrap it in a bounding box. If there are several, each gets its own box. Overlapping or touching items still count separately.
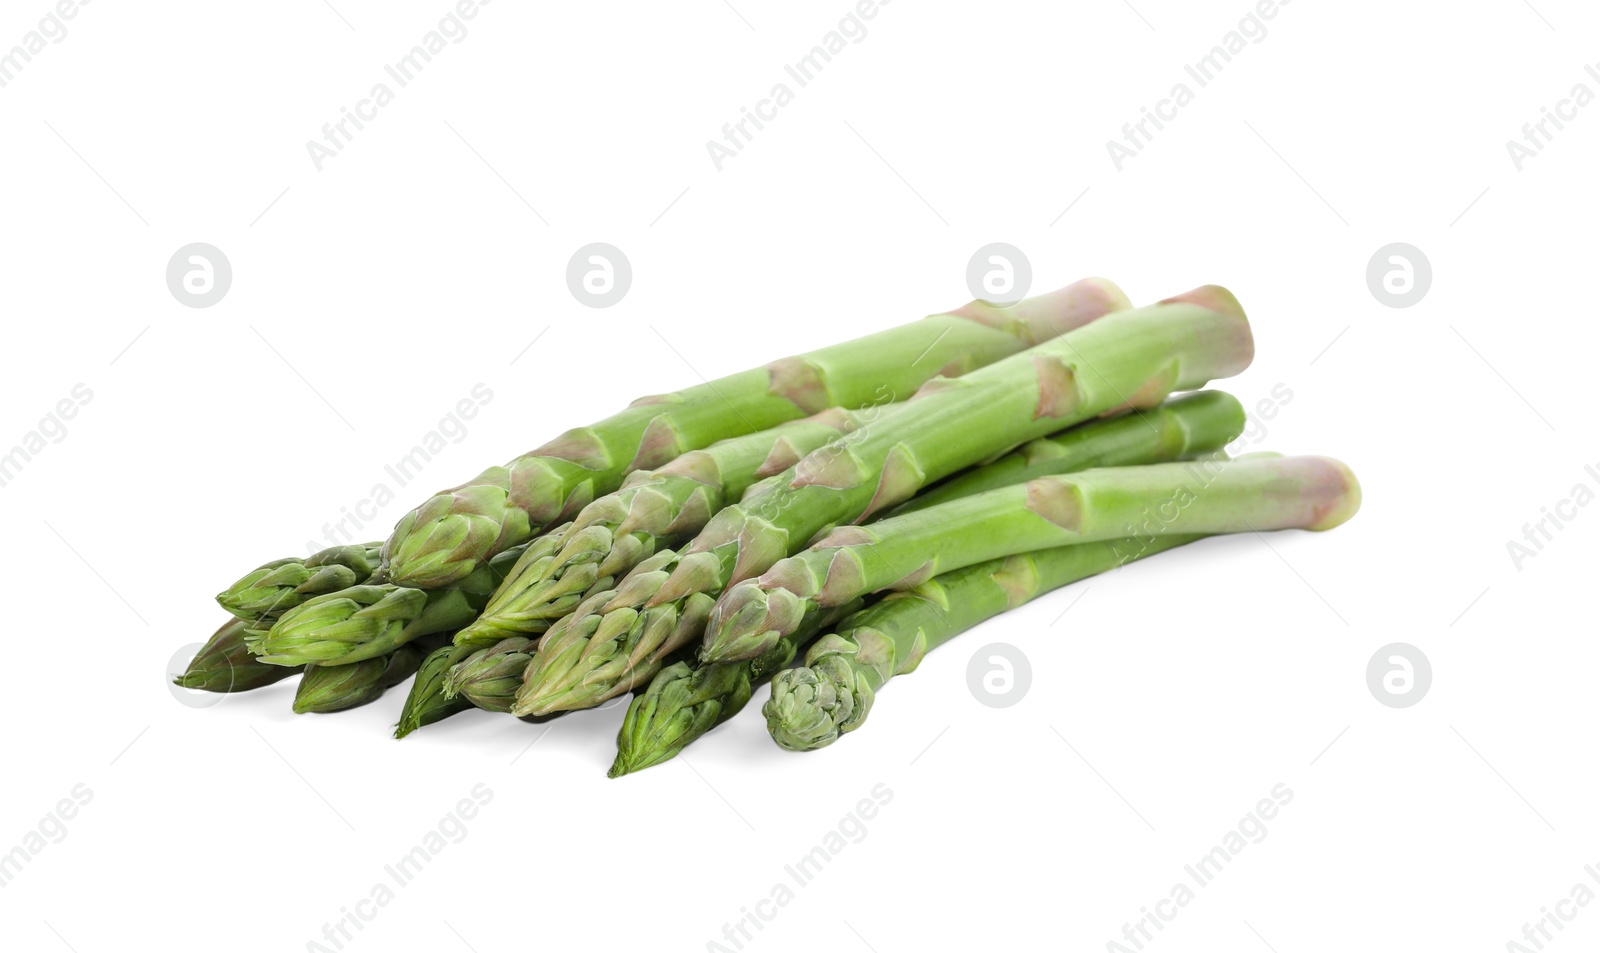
[2,1,1596,950]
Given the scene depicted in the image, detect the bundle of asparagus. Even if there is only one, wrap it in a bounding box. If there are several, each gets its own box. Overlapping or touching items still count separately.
[174,275,1361,778]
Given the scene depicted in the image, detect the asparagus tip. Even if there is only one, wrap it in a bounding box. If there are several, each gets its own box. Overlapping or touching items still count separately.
[764,660,867,752]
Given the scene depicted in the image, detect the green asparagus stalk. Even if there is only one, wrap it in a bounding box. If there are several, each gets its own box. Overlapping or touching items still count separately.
[513,287,1255,716]
[216,543,383,623]
[442,637,536,712]
[765,537,1199,751]
[385,531,570,735]
[378,278,1129,589]
[704,455,1360,662]
[609,643,799,778]
[250,581,480,667]
[511,554,717,714]
[886,390,1244,516]
[173,618,302,693]
[606,392,1248,772]
[608,599,862,777]
[453,407,887,647]
[448,527,576,645]
[292,637,442,714]
[395,643,479,738]
[249,540,535,667]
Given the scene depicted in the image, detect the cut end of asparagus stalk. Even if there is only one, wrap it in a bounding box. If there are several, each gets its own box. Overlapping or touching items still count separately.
[1303,456,1363,531]
[1159,284,1246,323]
[961,276,1131,341]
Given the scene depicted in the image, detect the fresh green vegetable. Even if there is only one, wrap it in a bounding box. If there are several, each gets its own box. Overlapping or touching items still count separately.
[509,553,718,715]
[179,269,1365,780]
[292,638,440,714]
[608,601,861,777]
[395,643,478,738]
[448,527,574,645]
[442,637,536,712]
[887,390,1245,516]
[250,541,532,667]
[705,454,1360,662]
[251,583,478,666]
[454,408,885,647]
[174,618,302,693]
[513,287,1255,716]
[607,391,1247,773]
[216,543,383,623]
[378,278,1129,589]
[386,529,569,733]
[610,647,798,778]
[765,537,1198,750]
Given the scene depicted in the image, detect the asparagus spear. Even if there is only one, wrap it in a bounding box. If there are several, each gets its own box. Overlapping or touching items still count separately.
[249,539,538,667]
[704,455,1360,662]
[886,390,1244,516]
[291,637,442,714]
[215,543,383,623]
[387,527,580,734]
[173,618,302,693]
[513,287,1254,716]
[608,600,863,777]
[442,637,536,712]
[378,278,1129,589]
[606,392,1246,773]
[452,407,886,647]
[251,582,481,666]
[610,644,800,778]
[765,537,1198,751]
[395,643,478,738]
